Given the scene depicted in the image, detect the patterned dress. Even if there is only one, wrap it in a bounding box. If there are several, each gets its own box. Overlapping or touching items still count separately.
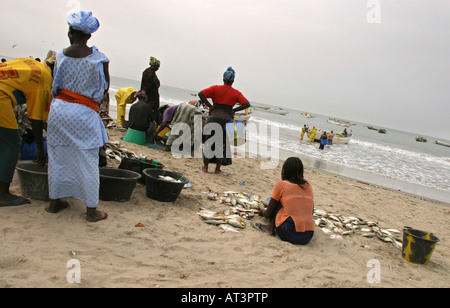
[47,47,109,208]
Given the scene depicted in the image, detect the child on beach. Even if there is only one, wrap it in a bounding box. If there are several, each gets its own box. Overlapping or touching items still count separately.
[254,157,315,245]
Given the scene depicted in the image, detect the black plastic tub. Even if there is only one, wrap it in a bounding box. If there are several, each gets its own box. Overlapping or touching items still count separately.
[16,162,49,201]
[99,168,142,202]
[143,169,188,203]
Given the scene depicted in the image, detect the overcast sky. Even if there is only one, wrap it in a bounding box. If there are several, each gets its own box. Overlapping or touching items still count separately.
[1,0,449,139]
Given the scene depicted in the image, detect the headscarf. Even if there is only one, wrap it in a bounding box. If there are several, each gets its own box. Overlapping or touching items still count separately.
[67,11,100,34]
[149,57,160,67]
[223,66,235,82]
[44,50,56,65]
[134,90,147,101]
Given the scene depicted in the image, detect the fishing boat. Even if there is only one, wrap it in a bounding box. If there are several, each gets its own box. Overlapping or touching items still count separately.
[301,112,313,118]
[416,136,427,143]
[327,118,352,127]
[308,130,353,145]
[434,140,450,147]
[253,106,288,115]
[333,133,354,145]
[233,113,251,122]
[378,129,387,134]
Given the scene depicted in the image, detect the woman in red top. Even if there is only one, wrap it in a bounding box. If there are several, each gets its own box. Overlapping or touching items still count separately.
[255,157,315,245]
[198,67,250,174]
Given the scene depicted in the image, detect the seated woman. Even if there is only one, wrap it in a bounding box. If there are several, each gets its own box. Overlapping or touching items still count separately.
[255,157,315,245]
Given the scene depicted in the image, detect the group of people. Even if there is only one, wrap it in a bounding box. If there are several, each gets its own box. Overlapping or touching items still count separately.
[0,10,316,246]
[300,125,336,150]
[119,65,251,175]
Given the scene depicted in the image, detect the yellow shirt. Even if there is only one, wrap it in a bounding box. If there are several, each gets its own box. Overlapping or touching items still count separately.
[115,87,136,106]
[115,87,136,124]
[0,58,53,129]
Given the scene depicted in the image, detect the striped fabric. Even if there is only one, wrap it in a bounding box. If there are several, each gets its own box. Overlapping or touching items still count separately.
[166,104,202,146]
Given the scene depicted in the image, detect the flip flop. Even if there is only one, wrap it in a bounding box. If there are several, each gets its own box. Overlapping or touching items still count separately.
[197,168,208,174]
[251,222,265,233]
[87,211,108,223]
[0,197,31,208]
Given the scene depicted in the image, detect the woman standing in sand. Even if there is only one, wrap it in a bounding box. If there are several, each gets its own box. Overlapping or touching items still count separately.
[140,57,161,124]
[46,11,109,222]
[254,157,315,245]
[198,67,250,175]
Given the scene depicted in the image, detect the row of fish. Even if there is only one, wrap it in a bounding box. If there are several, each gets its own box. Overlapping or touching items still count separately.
[197,208,247,233]
[313,209,403,249]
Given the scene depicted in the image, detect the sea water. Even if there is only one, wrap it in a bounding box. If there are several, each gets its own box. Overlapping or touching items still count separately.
[108,76,450,204]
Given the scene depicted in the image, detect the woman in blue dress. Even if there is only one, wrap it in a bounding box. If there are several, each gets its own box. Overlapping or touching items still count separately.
[46,11,109,222]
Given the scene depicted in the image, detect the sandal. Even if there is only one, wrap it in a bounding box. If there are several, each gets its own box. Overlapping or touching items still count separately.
[86,211,108,223]
[46,201,70,214]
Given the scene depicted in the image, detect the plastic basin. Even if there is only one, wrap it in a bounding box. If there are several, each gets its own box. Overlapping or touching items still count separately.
[99,168,142,202]
[143,169,188,203]
[16,162,49,201]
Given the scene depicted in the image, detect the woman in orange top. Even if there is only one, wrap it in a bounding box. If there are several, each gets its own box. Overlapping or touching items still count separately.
[256,157,315,245]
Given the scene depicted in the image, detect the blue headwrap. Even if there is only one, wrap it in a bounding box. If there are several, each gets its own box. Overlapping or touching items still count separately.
[67,11,100,34]
[223,67,235,82]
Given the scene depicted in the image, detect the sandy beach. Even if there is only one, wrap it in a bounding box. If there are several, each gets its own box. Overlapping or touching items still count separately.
[1,125,449,289]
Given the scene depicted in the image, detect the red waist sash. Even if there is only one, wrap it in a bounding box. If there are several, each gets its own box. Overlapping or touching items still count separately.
[55,89,99,112]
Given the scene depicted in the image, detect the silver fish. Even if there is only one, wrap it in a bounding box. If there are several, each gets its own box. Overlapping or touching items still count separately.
[204,219,227,225]
[220,224,241,233]
[226,217,246,229]
[362,233,376,238]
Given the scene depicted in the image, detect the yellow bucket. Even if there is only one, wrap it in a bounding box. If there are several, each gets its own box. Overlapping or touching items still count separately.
[402,227,440,265]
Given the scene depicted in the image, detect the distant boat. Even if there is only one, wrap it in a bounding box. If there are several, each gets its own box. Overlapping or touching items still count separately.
[253,106,288,115]
[301,112,313,118]
[378,129,387,134]
[434,140,450,147]
[367,126,378,131]
[328,118,352,127]
[233,113,251,122]
[416,136,427,143]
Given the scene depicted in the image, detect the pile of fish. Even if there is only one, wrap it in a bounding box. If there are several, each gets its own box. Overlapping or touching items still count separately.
[158,175,182,183]
[314,209,403,249]
[105,142,143,161]
[198,191,269,232]
[197,208,247,233]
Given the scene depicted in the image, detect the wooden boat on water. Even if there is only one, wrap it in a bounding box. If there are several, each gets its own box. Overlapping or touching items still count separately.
[233,113,251,122]
[307,130,353,145]
[328,118,352,127]
[301,112,313,118]
[435,140,450,147]
[253,106,288,115]
[333,133,354,145]
[416,136,427,143]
